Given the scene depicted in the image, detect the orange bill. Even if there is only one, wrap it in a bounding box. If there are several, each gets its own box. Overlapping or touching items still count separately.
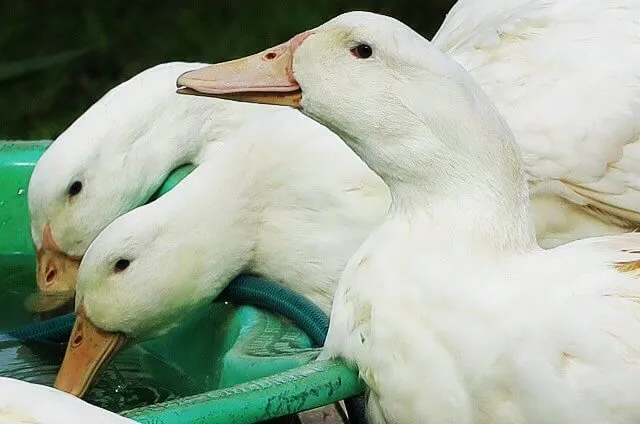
[54,306,127,397]
[176,32,313,107]
[35,224,81,302]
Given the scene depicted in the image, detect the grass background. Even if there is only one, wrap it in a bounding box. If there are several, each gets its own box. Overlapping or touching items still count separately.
[1,1,455,139]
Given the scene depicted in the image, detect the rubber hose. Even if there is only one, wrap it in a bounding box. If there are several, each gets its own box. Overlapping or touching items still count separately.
[219,275,329,346]
[0,312,75,343]
[2,276,367,423]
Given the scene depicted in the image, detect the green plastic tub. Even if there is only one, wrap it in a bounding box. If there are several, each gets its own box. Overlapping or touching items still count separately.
[0,140,363,423]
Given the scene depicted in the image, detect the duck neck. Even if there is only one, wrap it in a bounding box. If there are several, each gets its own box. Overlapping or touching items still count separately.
[347,84,536,254]
[132,95,271,181]
[384,155,535,254]
[156,149,263,304]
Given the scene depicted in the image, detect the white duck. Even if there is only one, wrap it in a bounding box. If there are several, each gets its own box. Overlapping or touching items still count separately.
[174,11,640,424]
[0,377,134,423]
[52,106,389,397]
[27,62,280,296]
[432,0,640,247]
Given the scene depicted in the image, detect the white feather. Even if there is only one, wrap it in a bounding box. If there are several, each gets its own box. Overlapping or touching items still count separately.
[0,377,134,423]
[431,0,640,247]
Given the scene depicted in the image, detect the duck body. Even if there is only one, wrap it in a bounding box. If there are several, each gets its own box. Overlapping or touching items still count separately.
[174,9,640,424]
[316,13,640,423]
[319,12,640,421]
[0,377,134,423]
[330,219,640,424]
[433,0,640,247]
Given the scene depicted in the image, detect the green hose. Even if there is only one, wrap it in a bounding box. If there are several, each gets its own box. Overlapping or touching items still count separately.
[2,276,328,347]
[219,275,330,346]
[1,312,75,343]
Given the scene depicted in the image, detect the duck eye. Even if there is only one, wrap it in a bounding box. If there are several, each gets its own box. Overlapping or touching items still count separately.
[68,181,83,197]
[114,259,130,273]
[350,44,373,59]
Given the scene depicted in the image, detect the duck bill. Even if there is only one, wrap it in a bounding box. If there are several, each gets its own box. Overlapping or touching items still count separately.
[54,306,127,397]
[35,224,81,307]
[176,32,313,107]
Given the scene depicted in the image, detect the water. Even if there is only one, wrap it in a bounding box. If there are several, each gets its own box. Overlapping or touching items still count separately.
[0,253,41,331]
[0,254,201,412]
[0,337,200,411]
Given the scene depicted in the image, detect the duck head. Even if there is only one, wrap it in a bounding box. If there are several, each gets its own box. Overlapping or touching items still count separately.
[177,11,532,247]
[51,201,209,397]
[27,62,270,309]
[175,11,460,179]
[52,152,259,397]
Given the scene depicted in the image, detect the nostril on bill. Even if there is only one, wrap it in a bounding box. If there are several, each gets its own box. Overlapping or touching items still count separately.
[264,52,277,61]
[72,333,83,347]
[45,268,57,284]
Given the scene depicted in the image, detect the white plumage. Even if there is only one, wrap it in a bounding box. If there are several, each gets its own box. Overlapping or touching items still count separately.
[309,12,640,424]
[75,108,389,339]
[433,0,640,247]
[0,377,134,423]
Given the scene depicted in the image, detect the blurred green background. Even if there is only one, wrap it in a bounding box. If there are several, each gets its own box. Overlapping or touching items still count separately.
[1,0,455,139]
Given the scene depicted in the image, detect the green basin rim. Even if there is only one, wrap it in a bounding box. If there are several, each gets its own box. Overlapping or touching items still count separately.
[123,359,365,424]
